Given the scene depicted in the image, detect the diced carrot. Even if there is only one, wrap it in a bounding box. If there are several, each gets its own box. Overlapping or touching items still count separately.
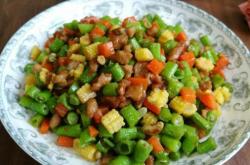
[90,26,105,38]
[176,31,187,42]
[180,87,196,103]
[39,118,50,134]
[68,39,77,46]
[215,54,229,70]
[42,62,53,72]
[88,126,99,137]
[122,16,137,27]
[143,99,161,115]
[57,136,74,147]
[55,103,68,117]
[211,66,225,79]
[197,92,217,109]
[147,136,164,153]
[58,57,69,66]
[93,109,103,124]
[179,52,195,67]
[147,59,165,75]
[100,19,111,29]
[128,77,148,89]
[98,42,115,57]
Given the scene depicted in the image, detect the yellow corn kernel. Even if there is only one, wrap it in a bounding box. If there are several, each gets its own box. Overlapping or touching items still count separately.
[135,48,154,61]
[30,45,41,60]
[221,86,231,102]
[158,30,174,44]
[70,54,86,62]
[141,112,157,126]
[73,64,84,79]
[214,87,225,105]
[76,84,96,103]
[83,42,100,60]
[80,34,91,46]
[39,68,48,83]
[68,43,81,54]
[169,96,197,117]
[195,57,214,72]
[25,74,36,86]
[73,139,98,161]
[97,55,106,65]
[147,88,169,109]
[101,109,125,134]
[47,81,54,91]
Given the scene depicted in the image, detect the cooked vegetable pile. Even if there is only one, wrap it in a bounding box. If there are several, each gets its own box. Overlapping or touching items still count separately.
[19,15,233,164]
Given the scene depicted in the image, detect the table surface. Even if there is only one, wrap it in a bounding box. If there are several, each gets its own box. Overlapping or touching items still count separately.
[0,0,249,164]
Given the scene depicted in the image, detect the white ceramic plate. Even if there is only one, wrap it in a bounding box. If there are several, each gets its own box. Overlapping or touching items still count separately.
[0,0,250,164]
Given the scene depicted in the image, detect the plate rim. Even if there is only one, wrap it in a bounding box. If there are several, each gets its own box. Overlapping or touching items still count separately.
[0,0,249,164]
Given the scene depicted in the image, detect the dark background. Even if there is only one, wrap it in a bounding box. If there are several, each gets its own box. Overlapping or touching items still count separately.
[0,0,250,164]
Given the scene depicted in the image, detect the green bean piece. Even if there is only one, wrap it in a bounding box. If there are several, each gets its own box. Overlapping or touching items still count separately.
[109,155,131,165]
[25,85,40,99]
[154,15,167,29]
[19,96,49,115]
[49,38,64,53]
[79,129,96,147]
[159,107,172,122]
[182,134,199,155]
[80,111,91,128]
[184,125,197,138]
[128,59,136,66]
[98,124,113,138]
[197,137,217,154]
[35,90,51,103]
[140,38,152,48]
[24,63,34,74]
[202,50,215,64]
[162,124,185,140]
[174,68,184,80]
[161,136,181,152]
[133,140,153,163]
[110,63,125,82]
[222,82,233,92]
[136,128,146,139]
[69,94,80,106]
[47,96,57,113]
[173,24,183,34]
[101,15,111,20]
[36,51,47,63]
[182,61,192,78]
[115,140,136,155]
[192,68,201,82]
[135,30,144,43]
[149,43,164,61]
[79,67,97,84]
[163,40,178,54]
[64,20,79,30]
[57,93,72,110]
[93,36,109,43]
[54,124,81,138]
[171,113,184,126]
[29,114,44,127]
[188,39,201,57]
[110,17,121,26]
[78,23,94,35]
[212,74,224,89]
[115,127,138,142]
[161,61,178,80]
[96,140,109,153]
[58,45,68,57]
[130,38,141,51]
[120,104,140,127]
[154,151,169,165]
[191,112,211,130]
[102,82,118,96]
[167,78,184,98]
[169,151,181,161]
[68,81,80,94]
[200,35,212,46]
[66,112,79,125]
[206,111,217,124]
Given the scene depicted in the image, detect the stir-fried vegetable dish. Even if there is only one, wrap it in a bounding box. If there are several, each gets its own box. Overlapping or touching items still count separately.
[19,14,233,164]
